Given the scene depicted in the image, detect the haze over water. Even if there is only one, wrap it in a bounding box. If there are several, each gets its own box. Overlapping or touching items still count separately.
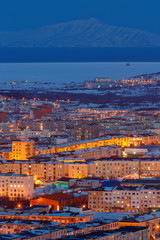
[0,62,160,84]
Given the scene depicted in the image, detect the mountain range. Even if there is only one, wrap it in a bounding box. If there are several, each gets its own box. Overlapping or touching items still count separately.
[1,18,160,48]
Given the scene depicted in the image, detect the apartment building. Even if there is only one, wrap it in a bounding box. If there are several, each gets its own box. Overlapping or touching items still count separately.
[8,135,130,159]
[66,219,119,236]
[68,145,122,160]
[88,185,160,213]
[88,158,160,178]
[16,129,52,140]
[0,219,147,240]
[18,120,43,131]
[0,226,67,240]
[74,122,99,141]
[0,159,88,180]
[29,104,52,119]
[1,149,12,160]
[0,158,160,181]
[119,211,160,240]
[0,219,58,234]
[0,207,93,224]
[12,141,35,160]
[50,136,130,155]
[88,159,139,178]
[130,133,160,146]
[0,172,34,199]
[60,227,148,240]
[56,162,88,179]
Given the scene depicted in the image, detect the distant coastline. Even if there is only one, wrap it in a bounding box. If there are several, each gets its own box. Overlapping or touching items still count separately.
[1,47,160,63]
[0,62,160,84]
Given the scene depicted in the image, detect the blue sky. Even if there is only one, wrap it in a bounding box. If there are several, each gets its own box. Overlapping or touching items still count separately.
[0,0,160,34]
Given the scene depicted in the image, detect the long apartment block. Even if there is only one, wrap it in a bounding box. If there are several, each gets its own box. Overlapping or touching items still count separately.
[88,184,160,213]
[0,158,160,180]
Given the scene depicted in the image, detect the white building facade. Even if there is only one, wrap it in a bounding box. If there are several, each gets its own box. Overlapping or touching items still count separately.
[0,172,34,199]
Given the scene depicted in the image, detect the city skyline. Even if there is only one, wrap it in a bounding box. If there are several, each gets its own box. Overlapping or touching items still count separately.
[0,1,160,240]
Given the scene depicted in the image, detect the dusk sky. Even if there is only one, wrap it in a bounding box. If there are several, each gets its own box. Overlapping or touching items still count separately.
[0,0,160,34]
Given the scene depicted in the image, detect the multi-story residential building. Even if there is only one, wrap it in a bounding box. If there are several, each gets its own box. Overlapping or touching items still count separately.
[16,129,52,140]
[0,160,57,180]
[130,133,160,146]
[118,77,158,85]
[88,184,160,213]
[66,145,122,160]
[121,178,160,187]
[0,172,34,199]
[85,77,111,88]
[60,227,148,240]
[0,219,58,234]
[0,226,67,240]
[43,119,67,133]
[66,219,119,236]
[0,158,87,181]
[88,158,160,178]
[8,133,158,162]
[1,149,12,160]
[12,141,35,160]
[1,219,148,240]
[56,162,88,179]
[74,122,99,141]
[0,206,93,224]
[18,119,43,131]
[29,104,52,119]
[0,158,160,181]
[34,136,125,157]
[119,211,160,240]
[50,136,130,154]
[88,159,139,179]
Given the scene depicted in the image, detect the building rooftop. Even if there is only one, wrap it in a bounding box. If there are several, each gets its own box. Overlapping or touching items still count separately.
[120,210,160,223]
[33,191,88,202]
[122,178,160,186]
[0,226,66,240]
[0,209,93,218]
[53,135,127,149]
[61,226,148,239]
[56,177,73,183]
[0,172,31,177]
